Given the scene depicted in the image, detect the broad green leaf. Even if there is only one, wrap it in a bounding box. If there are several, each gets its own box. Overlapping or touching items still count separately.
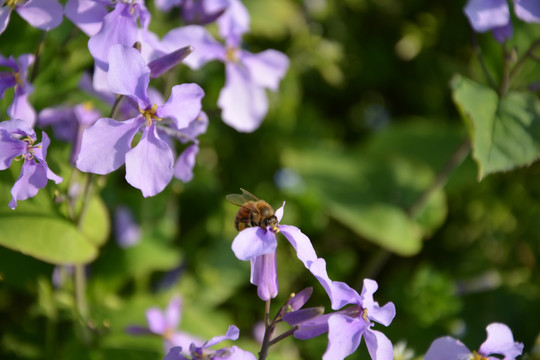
[282,144,447,256]
[79,196,110,247]
[451,74,540,179]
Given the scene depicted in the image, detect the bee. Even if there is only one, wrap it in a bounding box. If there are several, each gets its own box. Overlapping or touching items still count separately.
[226,188,278,232]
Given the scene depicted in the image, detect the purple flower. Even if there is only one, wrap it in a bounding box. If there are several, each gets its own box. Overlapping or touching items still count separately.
[156,0,289,132]
[162,325,256,360]
[38,102,101,164]
[424,323,524,360]
[0,119,62,209]
[155,0,229,25]
[308,259,395,360]
[64,0,109,37]
[231,202,318,300]
[114,205,141,248]
[0,53,36,127]
[145,296,203,352]
[0,0,63,34]
[75,44,204,197]
[464,0,540,42]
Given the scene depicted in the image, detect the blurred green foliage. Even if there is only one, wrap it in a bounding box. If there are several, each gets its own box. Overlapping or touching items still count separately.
[1,0,540,359]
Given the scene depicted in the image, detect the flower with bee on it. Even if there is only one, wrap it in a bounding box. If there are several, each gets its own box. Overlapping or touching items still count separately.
[226,189,318,300]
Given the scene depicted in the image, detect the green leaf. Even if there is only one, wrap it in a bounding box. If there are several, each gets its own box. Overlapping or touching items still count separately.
[282,143,447,256]
[451,74,540,179]
[0,167,98,265]
[79,196,110,247]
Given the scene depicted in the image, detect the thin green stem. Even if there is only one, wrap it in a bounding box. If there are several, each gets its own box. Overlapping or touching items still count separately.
[268,327,298,347]
[109,95,124,119]
[30,32,46,83]
[508,38,540,88]
[471,32,497,90]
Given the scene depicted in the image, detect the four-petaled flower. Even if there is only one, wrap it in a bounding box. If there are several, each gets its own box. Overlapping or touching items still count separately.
[308,258,396,360]
[231,202,318,300]
[425,322,523,360]
[76,44,205,197]
[0,119,62,209]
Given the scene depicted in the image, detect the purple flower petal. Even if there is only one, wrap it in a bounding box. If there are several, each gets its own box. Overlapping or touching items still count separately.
[35,132,62,184]
[16,0,63,31]
[225,346,257,360]
[148,46,194,78]
[278,224,318,268]
[125,124,175,197]
[243,49,289,91]
[274,202,285,222]
[309,258,360,310]
[287,287,313,311]
[424,336,471,360]
[178,111,208,142]
[160,25,225,69]
[515,0,540,23]
[9,160,48,209]
[88,3,139,69]
[250,253,278,300]
[464,0,510,32]
[218,63,268,132]
[165,296,182,330]
[283,307,324,326]
[170,331,204,351]
[8,92,36,127]
[158,83,204,129]
[174,143,198,182]
[492,22,513,43]
[204,325,239,348]
[0,7,12,34]
[107,44,151,107]
[360,279,396,327]
[364,329,394,360]
[146,307,167,334]
[231,227,277,260]
[0,127,26,170]
[76,116,143,174]
[323,314,365,360]
[65,0,109,37]
[155,0,183,12]
[479,323,524,359]
[292,313,331,340]
[217,0,250,43]
[163,347,189,360]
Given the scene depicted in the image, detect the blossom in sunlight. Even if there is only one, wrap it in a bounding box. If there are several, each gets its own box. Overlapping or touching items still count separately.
[76,44,204,197]
[308,259,396,360]
[0,119,62,209]
[144,296,203,351]
[155,0,289,132]
[464,0,540,42]
[231,201,318,300]
[0,53,36,127]
[163,326,256,360]
[424,323,523,360]
[0,0,63,34]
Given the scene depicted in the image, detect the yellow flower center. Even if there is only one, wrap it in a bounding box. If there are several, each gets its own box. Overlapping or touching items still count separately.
[470,351,488,360]
[5,0,23,8]
[139,104,161,127]
[226,46,239,63]
[13,71,25,89]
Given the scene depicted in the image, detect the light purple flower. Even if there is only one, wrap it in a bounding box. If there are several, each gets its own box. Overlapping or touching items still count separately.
[145,296,203,352]
[154,0,229,25]
[188,325,256,360]
[425,323,523,360]
[114,205,141,248]
[156,0,289,132]
[0,53,36,127]
[76,44,204,197]
[231,202,318,300]
[0,0,63,35]
[64,0,109,37]
[308,259,395,360]
[464,0,540,42]
[0,119,62,209]
[38,102,101,164]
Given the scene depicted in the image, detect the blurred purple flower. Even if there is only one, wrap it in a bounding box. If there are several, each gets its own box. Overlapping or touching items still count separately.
[425,323,523,360]
[156,0,289,132]
[144,296,203,352]
[231,202,318,300]
[464,0,540,42]
[38,102,101,164]
[308,259,395,360]
[76,44,205,197]
[114,205,141,248]
[186,325,256,360]
[155,0,229,25]
[0,53,36,127]
[64,0,109,37]
[0,0,63,34]
[0,119,62,209]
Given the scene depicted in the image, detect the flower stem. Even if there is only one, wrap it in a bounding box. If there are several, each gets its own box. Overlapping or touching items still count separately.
[268,327,298,346]
[30,31,46,83]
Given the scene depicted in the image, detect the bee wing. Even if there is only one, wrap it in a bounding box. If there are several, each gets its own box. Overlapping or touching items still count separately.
[226,193,248,207]
[239,188,260,202]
